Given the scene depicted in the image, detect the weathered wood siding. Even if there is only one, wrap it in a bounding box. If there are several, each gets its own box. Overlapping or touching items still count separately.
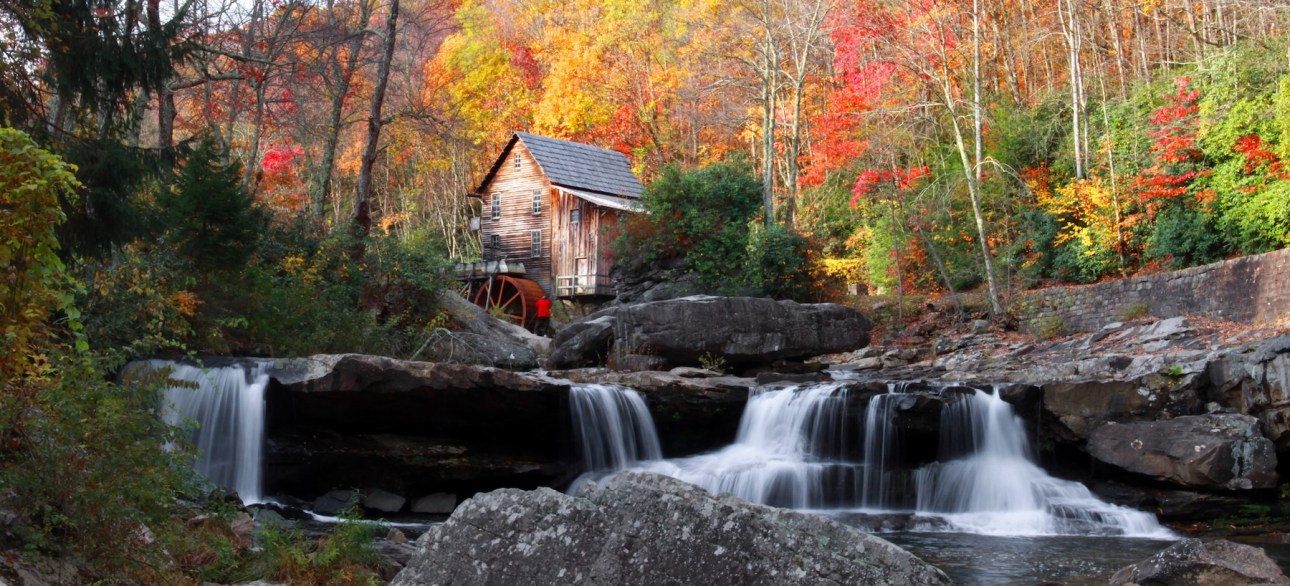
[479,142,554,294]
[552,191,619,296]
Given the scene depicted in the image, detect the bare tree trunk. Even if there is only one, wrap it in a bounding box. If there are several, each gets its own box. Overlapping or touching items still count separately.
[314,0,374,220]
[1059,0,1085,178]
[760,3,779,229]
[780,0,832,230]
[1104,0,1128,98]
[973,0,983,185]
[1099,77,1127,272]
[938,67,1003,316]
[354,0,400,238]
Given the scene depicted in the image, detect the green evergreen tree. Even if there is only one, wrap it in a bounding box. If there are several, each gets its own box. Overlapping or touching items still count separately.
[163,133,265,273]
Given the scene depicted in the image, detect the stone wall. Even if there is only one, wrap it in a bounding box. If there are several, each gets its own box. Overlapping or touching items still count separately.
[1019,247,1290,334]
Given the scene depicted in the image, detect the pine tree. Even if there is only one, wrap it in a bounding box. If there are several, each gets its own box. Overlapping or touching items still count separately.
[164,133,266,273]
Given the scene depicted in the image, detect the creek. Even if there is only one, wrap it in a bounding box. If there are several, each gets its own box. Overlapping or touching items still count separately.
[152,360,1287,582]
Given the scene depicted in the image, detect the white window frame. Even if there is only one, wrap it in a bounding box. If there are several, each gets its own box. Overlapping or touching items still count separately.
[490,233,501,251]
[530,229,542,258]
[491,193,500,219]
[514,152,521,169]
[532,189,542,215]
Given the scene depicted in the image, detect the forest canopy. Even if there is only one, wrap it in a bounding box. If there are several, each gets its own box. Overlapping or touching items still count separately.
[5,0,1288,318]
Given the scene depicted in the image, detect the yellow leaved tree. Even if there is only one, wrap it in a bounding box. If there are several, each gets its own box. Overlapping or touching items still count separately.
[0,128,82,381]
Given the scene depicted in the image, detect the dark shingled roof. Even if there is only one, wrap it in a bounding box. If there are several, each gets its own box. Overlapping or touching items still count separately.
[513,132,644,197]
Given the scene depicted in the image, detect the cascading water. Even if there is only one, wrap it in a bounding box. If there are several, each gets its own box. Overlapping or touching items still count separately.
[566,384,662,493]
[143,359,270,504]
[913,390,1168,536]
[630,381,1170,537]
[638,382,867,508]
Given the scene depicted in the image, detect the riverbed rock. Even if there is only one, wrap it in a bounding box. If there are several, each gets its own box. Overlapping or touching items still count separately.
[410,493,456,514]
[549,295,873,371]
[412,289,548,369]
[1109,538,1290,585]
[1207,334,1290,449]
[390,472,949,586]
[1043,380,1159,439]
[1087,414,1278,491]
[313,490,359,516]
[361,488,406,513]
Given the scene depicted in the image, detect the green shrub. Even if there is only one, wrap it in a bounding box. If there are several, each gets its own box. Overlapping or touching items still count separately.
[257,508,383,586]
[745,223,828,301]
[1120,301,1150,321]
[1145,204,1229,268]
[1031,315,1066,339]
[611,161,762,288]
[0,352,201,582]
[75,244,199,358]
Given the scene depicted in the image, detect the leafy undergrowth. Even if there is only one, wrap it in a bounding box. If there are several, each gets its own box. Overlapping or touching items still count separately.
[0,503,391,585]
[255,511,390,586]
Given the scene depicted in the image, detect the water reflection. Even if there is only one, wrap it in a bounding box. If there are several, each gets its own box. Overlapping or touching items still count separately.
[877,532,1175,585]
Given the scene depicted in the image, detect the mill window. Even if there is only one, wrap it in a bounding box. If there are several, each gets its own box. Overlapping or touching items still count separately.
[570,208,581,225]
[514,152,521,170]
[532,189,542,214]
[531,229,542,258]
[490,233,501,251]
[491,193,500,219]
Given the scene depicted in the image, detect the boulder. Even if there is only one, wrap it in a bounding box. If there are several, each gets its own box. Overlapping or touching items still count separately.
[550,296,873,371]
[1043,380,1165,440]
[547,315,615,368]
[1087,414,1278,491]
[410,493,456,514]
[313,490,359,516]
[1109,538,1290,585]
[362,488,407,513]
[391,472,949,586]
[1207,334,1290,448]
[413,289,548,369]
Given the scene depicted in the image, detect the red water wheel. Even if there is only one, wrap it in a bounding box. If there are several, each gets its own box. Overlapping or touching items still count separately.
[471,275,545,328]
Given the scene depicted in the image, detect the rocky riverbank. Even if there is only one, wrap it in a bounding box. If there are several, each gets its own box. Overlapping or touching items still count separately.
[827,313,1290,525]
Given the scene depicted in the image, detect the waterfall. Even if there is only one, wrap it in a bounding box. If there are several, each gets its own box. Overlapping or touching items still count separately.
[861,390,904,508]
[567,384,662,492]
[143,359,270,504]
[913,390,1168,537]
[638,382,867,508]
[634,382,1169,537]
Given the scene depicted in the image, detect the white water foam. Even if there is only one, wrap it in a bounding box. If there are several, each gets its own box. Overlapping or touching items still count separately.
[628,382,1171,537]
[566,384,663,493]
[913,390,1171,537]
[636,383,867,509]
[147,360,270,504]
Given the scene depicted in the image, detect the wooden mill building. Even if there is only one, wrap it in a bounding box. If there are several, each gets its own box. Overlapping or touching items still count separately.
[470,131,644,299]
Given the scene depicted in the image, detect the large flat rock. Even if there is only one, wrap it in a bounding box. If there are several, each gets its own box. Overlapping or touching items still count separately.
[391,472,949,586]
[1110,538,1290,585]
[550,295,872,370]
[1088,414,1278,491]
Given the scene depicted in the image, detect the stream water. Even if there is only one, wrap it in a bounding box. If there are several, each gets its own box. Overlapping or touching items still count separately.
[587,382,1170,537]
[149,363,1285,583]
[564,381,1196,583]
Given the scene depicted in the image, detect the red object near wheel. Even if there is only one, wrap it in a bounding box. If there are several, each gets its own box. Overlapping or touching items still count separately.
[471,275,546,329]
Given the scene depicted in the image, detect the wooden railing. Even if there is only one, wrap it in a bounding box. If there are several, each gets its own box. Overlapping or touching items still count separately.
[555,273,614,297]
